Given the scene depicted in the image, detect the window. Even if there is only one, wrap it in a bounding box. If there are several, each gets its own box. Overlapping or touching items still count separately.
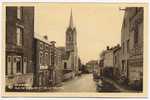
[49,48,51,66]
[45,45,48,51]
[39,52,43,65]
[39,75,42,86]
[40,42,43,50]
[23,57,27,74]
[14,57,16,62]
[45,53,48,65]
[64,62,67,69]
[17,7,22,19]
[7,56,12,75]
[16,57,22,73]
[16,27,23,46]
[122,61,125,72]
[8,56,11,62]
[24,57,27,62]
[114,56,117,64]
[127,40,130,53]
[135,8,138,15]
[134,24,139,46]
[122,42,125,54]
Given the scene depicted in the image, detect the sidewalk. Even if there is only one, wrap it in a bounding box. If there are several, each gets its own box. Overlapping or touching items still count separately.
[103,77,137,92]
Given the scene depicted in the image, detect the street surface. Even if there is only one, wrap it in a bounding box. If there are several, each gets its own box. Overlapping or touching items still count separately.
[54,74,97,92]
[49,74,134,93]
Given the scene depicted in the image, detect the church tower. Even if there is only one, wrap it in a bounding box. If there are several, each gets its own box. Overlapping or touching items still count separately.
[65,9,78,75]
[66,9,77,52]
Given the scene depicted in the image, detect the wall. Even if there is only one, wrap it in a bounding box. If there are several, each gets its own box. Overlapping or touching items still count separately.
[6,7,34,88]
[104,51,113,68]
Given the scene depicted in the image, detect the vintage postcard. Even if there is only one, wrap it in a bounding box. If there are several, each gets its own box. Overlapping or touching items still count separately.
[1,2,148,97]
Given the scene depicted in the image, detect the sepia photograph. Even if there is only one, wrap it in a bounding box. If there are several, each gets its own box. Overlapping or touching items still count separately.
[1,2,148,97]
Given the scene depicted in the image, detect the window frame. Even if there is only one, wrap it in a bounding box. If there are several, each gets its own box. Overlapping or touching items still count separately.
[134,23,139,47]
[23,57,27,74]
[40,42,43,50]
[17,7,22,19]
[16,56,22,74]
[39,51,43,66]
[127,39,130,53]
[7,56,12,75]
[16,27,23,46]
[45,52,49,66]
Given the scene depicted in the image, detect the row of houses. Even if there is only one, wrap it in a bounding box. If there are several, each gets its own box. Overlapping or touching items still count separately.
[85,60,99,74]
[5,7,80,91]
[98,7,143,90]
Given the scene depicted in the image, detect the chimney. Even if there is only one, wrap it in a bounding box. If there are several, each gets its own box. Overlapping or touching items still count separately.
[107,46,109,50]
[117,44,120,47]
[44,35,48,40]
[50,41,56,46]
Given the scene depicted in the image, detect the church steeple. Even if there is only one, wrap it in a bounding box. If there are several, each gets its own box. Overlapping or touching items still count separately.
[69,9,73,29]
[66,8,77,52]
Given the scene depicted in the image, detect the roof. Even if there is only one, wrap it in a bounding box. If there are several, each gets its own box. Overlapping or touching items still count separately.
[56,46,70,60]
[34,34,51,45]
[56,46,66,51]
[86,60,98,65]
[62,51,70,60]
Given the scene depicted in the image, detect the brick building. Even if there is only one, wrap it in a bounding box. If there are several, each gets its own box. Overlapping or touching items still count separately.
[33,35,54,87]
[6,7,34,89]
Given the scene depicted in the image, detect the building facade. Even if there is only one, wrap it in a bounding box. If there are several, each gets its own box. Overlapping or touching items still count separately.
[33,35,54,87]
[113,45,121,79]
[102,46,114,78]
[99,46,121,78]
[85,60,98,73]
[6,7,34,89]
[54,47,64,85]
[121,7,143,88]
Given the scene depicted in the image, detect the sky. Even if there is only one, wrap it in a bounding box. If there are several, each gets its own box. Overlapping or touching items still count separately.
[35,4,125,63]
